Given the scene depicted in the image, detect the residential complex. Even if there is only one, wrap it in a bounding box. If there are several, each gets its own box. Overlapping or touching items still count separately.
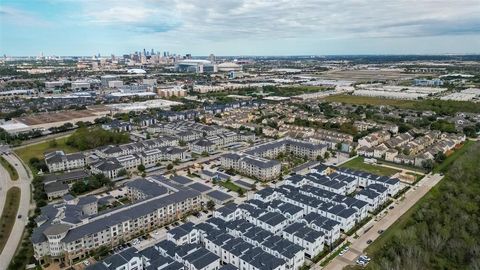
[32,178,202,265]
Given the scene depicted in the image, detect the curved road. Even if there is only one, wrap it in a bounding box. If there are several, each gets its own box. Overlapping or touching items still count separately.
[0,152,33,267]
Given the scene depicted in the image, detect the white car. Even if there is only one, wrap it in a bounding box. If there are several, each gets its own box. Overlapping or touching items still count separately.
[83,260,90,266]
[356,259,366,266]
[360,255,371,261]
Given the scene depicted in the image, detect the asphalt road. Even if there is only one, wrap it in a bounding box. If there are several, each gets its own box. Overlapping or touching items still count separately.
[319,173,443,270]
[0,152,33,267]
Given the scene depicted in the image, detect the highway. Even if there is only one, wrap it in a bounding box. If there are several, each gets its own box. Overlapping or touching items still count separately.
[318,173,444,270]
[0,151,33,267]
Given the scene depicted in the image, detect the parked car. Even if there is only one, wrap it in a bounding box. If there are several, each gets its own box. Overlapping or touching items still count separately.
[360,255,371,262]
[389,205,394,209]
[366,239,373,244]
[356,259,366,266]
[378,229,384,234]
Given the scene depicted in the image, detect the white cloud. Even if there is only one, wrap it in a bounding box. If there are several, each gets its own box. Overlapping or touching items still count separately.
[61,0,480,41]
[0,6,51,26]
[4,0,479,55]
[86,6,158,24]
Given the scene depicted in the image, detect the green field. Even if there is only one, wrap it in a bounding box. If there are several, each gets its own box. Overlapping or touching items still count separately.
[0,156,19,181]
[220,181,245,195]
[324,94,480,114]
[434,140,474,173]
[376,159,425,174]
[14,137,78,168]
[340,157,400,176]
[0,187,21,253]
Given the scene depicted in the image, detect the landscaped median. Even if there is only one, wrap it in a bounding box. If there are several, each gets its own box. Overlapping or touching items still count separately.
[0,187,21,253]
[0,156,19,181]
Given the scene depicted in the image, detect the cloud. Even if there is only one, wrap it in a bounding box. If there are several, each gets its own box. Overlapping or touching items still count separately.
[7,0,480,39]
[0,6,51,26]
[2,0,480,55]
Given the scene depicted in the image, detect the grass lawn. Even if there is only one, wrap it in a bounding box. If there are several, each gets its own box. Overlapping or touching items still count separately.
[14,136,78,173]
[323,95,480,113]
[0,187,21,253]
[340,157,400,176]
[324,94,418,107]
[0,156,19,181]
[434,140,474,173]
[377,159,425,174]
[220,181,244,193]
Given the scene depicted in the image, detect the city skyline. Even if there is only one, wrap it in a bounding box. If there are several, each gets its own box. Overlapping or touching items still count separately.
[1,0,480,56]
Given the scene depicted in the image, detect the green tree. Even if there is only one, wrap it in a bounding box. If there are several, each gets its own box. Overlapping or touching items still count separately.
[206,200,215,210]
[422,159,434,171]
[435,151,446,163]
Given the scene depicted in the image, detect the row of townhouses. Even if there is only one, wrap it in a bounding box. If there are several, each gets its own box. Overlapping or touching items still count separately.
[83,163,401,270]
[45,136,192,180]
[357,130,466,167]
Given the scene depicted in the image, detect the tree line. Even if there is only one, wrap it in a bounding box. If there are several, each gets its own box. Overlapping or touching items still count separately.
[66,127,130,151]
[355,142,480,270]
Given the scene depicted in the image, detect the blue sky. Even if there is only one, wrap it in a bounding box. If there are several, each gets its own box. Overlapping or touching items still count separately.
[1,0,480,56]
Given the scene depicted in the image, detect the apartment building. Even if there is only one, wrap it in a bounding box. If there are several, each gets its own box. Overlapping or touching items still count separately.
[126,178,169,201]
[32,186,202,265]
[191,139,217,154]
[220,152,281,181]
[90,159,124,179]
[45,151,87,172]
[245,137,327,160]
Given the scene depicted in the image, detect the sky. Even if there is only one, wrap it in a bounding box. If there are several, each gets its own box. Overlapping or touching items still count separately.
[1,0,480,56]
